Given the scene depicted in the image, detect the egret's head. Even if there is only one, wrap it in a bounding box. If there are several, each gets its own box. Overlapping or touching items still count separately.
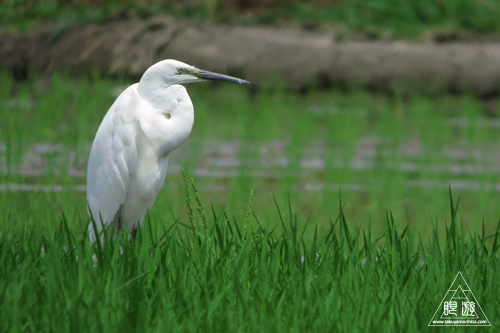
[141,59,249,88]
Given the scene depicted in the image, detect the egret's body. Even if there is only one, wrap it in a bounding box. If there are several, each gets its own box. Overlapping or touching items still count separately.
[87,59,248,243]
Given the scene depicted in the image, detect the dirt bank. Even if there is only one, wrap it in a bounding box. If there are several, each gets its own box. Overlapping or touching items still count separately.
[1,17,500,96]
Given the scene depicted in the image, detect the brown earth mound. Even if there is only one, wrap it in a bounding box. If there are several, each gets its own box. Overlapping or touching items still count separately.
[1,17,500,96]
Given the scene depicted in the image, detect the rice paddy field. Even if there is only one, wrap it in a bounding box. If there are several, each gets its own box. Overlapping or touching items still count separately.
[0,72,499,331]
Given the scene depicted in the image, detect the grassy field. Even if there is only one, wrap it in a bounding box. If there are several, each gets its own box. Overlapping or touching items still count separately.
[2,0,500,37]
[0,72,499,331]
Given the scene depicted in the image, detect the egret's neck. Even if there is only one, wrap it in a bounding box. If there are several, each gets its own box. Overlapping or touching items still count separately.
[135,81,195,157]
[137,75,170,104]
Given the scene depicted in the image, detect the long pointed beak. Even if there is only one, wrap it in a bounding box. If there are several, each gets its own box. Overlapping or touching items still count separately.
[194,69,249,84]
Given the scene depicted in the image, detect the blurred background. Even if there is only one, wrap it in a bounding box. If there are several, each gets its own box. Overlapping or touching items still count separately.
[1,0,500,237]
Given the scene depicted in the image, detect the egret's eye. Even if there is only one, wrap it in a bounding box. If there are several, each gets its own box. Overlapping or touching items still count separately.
[177,68,185,74]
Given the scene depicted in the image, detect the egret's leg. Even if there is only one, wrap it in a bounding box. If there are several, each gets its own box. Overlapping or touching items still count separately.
[131,227,138,241]
[116,216,122,233]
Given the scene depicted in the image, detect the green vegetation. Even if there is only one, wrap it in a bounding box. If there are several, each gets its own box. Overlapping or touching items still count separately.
[2,0,500,37]
[1,176,499,331]
[1,71,499,331]
[2,72,500,236]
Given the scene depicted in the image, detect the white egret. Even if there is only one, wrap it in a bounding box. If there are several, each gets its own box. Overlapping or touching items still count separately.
[87,59,249,243]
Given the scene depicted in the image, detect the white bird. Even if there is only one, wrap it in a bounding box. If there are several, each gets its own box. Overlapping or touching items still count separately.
[87,59,249,243]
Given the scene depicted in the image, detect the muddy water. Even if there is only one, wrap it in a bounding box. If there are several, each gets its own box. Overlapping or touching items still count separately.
[1,136,500,192]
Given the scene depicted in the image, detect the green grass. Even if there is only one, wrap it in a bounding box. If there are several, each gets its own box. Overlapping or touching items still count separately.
[1,72,499,330]
[2,0,500,37]
[1,177,499,331]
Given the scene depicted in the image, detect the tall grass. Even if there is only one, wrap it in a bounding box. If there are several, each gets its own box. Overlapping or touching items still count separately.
[0,69,499,330]
[0,176,498,331]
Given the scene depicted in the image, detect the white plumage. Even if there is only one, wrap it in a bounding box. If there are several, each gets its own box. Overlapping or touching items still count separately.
[86,59,248,243]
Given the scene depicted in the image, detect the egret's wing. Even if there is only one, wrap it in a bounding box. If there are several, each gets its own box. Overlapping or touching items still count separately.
[86,84,140,241]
